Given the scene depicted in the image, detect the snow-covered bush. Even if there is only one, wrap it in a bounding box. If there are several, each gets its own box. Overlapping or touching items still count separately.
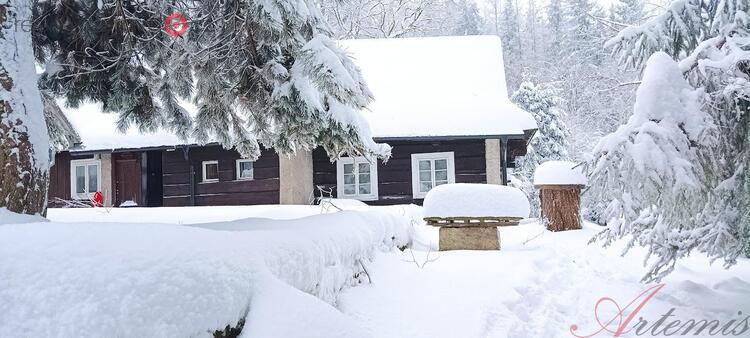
[423,183,530,218]
[0,210,411,337]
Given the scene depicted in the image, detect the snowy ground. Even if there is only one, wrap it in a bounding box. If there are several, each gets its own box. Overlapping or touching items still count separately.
[339,220,750,337]
[6,205,750,337]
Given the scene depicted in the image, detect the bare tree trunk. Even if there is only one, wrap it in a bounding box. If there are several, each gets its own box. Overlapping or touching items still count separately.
[0,0,51,216]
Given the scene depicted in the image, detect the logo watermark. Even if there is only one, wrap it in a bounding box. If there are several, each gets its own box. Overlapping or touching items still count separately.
[164,12,188,38]
[569,284,749,337]
[3,9,189,38]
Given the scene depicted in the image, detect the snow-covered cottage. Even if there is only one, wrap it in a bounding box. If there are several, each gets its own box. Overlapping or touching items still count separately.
[47,35,537,207]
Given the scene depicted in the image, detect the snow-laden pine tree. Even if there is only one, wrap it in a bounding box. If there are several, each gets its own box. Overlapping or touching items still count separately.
[610,0,643,26]
[511,82,570,216]
[500,0,522,89]
[547,0,564,53]
[2,0,391,215]
[588,0,750,281]
[453,0,483,36]
[1,0,50,215]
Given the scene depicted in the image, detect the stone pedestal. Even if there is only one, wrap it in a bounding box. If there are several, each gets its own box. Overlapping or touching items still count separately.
[439,226,500,251]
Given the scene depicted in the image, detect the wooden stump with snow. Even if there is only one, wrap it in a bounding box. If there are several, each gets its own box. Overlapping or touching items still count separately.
[533,161,587,232]
[422,184,530,251]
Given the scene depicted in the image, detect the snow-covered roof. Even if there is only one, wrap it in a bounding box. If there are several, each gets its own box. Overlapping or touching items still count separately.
[61,35,536,152]
[61,100,189,152]
[533,161,588,186]
[339,36,536,138]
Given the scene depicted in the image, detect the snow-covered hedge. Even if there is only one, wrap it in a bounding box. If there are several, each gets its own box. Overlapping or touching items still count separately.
[0,210,411,337]
[422,183,530,218]
[533,161,587,186]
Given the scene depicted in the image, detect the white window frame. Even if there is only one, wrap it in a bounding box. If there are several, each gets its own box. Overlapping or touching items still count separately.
[411,152,456,199]
[235,159,254,180]
[201,160,220,182]
[70,159,101,200]
[336,157,379,201]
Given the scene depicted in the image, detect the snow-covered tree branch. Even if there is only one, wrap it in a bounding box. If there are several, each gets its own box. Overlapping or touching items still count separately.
[587,0,749,281]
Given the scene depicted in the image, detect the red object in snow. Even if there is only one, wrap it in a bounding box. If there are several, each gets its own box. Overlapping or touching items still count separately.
[92,191,104,207]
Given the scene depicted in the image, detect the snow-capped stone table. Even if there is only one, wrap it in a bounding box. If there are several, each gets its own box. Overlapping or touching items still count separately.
[422,184,530,250]
[533,161,587,232]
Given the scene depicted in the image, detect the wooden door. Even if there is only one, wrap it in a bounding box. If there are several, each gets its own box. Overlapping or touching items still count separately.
[114,153,142,206]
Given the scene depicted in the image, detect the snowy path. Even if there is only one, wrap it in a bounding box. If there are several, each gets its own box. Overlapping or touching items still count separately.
[337,221,750,338]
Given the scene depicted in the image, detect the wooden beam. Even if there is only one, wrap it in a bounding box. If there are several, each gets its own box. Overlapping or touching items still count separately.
[500,136,508,185]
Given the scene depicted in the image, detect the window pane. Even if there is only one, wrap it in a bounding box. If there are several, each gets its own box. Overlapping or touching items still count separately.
[435,170,448,181]
[435,180,448,186]
[344,174,355,184]
[358,163,370,173]
[239,161,253,179]
[75,166,85,194]
[205,163,219,180]
[419,170,431,182]
[87,165,98,193]
[418,160,431,171]
[435,159,447,170]
[358,184,371,195]
[359,173,370,184]
[344,184,356,195]
[420,182,432,193]
[343,163,354,174]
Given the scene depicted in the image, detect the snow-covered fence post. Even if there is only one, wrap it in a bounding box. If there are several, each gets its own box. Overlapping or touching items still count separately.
[0,1,51,216]
[533,161,587,231]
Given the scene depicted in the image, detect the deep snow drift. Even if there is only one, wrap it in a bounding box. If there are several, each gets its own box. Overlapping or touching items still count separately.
[1,207,411,337]
[6,205,750,337]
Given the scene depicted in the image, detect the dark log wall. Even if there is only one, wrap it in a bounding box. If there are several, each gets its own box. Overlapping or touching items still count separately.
[112,152,143,206]
[162,145,280,206]
[314,139,495,205]
[48,152,98,206]
[48,152,72,206]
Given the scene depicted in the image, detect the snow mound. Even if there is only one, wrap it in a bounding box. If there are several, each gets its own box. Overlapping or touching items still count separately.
[533,161,587,186]
[0,210,410,337]
[422,183,530,218]
[322,198,370,211]
[0,208,48,225]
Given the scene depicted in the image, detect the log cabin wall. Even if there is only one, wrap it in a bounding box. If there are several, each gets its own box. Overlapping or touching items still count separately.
[48,152,72,206]
[162,145,280,206]
[313,139,521,205]
[48,151,102,206]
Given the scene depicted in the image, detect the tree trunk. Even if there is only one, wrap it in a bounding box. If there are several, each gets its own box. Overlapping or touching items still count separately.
[0,0,51,216]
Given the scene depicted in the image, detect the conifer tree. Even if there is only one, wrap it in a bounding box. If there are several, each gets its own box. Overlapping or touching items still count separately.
[547,0,564,53]
[511,82,570,216]
[1,0,50,215]
[2,0,391,215]
[588,0,750,281]
[453,0,483,36]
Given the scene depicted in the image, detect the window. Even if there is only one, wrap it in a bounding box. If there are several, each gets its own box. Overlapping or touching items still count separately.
[236,159,254,180]
[411,152,456,198]
[336,157,378,200]
[70,159,101,200]
[202,160,219,182]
